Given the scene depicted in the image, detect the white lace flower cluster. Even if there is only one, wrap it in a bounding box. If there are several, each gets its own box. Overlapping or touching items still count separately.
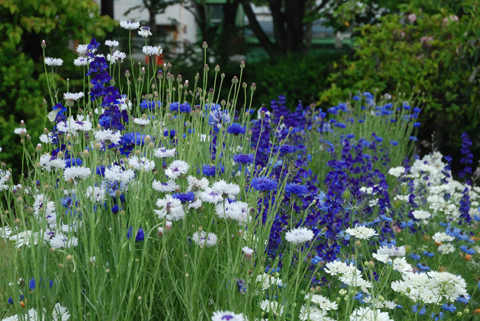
[325,260,373,293]
[391,271,468,304]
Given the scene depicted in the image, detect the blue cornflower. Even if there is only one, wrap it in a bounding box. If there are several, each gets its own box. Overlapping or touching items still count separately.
[279,145,297,155]
[409,136,417,141]
[285,183,308,196]
[29,278,36,290]
[334,122,347,128]
[413,122,421,127]
[474,214,480,222]
[233,153,254,165]
[173,192,195,203]
[456,295,470,304]
[353,95,361,101]
[65,157,83,168]
[411,304,426,315]
[422,251,434,257]
[227,123,246,135]
[460,245,475,255]
[413,107,421,113]
[140,100,159,110]
[363,154,372,159]
[441,304,456,313]
[202,164,225,177]
[170,102,191,113]
[251,176,277,192]
[8,297,13,304]
[111,205,119,214]
[375,136,383,142]
[410,253,421,260]
[416,263,430,271]
[354,292,364,303]
[346,133,355,139]
[127,227,145,242]
[390,140,398,146]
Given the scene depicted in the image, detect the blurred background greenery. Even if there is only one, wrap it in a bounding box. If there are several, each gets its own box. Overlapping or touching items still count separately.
[1,0,479,180]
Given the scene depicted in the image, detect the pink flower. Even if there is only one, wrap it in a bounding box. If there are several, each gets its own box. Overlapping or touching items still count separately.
[443,15,459,26]
[420,36,434,44]
[407,13,417,23]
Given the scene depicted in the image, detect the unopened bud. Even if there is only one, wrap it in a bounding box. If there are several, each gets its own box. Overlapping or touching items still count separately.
[354,240,362,248]
[66,255,73,263]
[125,70,130,78]
[367,261,375,269]
[36,144,42,153]
[240,61,245,69]
[67,178,74,186]
[343,190,351,199]
[202,41,208,49]
[94,143,101,151]
[57,151,64,158]
[14,218,22,226]
[251,83,256,92]
[82,150,89,158]
[41,40,46,48]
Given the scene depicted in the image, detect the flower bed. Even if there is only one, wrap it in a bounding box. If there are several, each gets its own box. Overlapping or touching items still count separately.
[0,25,479,321]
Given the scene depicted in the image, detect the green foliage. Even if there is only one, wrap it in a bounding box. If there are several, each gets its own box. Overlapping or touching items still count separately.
[0,0,116,180]
[319,0,480,157]
[247,53,340,108]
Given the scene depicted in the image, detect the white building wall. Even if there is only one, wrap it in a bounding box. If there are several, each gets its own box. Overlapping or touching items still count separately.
[113,0,198,45]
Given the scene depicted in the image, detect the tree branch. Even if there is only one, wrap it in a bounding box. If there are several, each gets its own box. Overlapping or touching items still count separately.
[240,0,278,57]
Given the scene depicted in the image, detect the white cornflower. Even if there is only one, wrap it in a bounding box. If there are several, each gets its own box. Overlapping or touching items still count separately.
[105,40,119,47]
[58,115,92,133]
[138,26,152,37]
[0,169,9,192]
[212,180,240,198]
[50,233,78,249]
[120,21,140,30]
[107,50,127,64]
[52,303,71,321]
[412,210,431,220]
[187,176,209,191]
[0,147,2,153]
[285,227,314,244]
[94,130,122,145]
[242,246,254,256]
[45,57,63,66]
[165,160,189,179]
[432,232,455,243]
[32,194,56,217]
[391,257,413,274]
[256,273,283,291]
[86,186,106,202]
[9,230,39,248]
[155,195,185,221]
[438,243,455,254]
[64,166,91,182]
[260,300,283,316]
[299,305,330,321]
[64,92,84,101]
[14,128,27,135]
[40,154,66,171]
[377,245,406,257]
[211,311,244,321]
[119,97,132,111]
[192,231,217,247]
[306,294,338,311]
[372,253,391,264]
[388,166,405,177]
[215,201,249,223]
[350,307,393,321]
[199,188,223,204]
[154,147,176,158]
[74,57,88,66]
[152,180,179,193]
[142,45,162,56]
[345,225,378,240]
[188,199,202,209]
[76,44,88,55]
[39,133,55,144]
[133,118,150,126]
[128,156,155,172]
[0,225,12,238]
[105,165,135,183]
[428,271,468,302]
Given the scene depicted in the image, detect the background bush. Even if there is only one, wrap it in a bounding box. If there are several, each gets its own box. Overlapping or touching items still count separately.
[0,0,116,180]
[319,0,480,167]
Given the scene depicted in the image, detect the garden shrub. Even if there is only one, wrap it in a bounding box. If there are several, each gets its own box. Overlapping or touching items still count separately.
[319,0,480,162]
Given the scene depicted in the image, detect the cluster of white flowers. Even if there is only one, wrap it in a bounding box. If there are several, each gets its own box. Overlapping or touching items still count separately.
[1,303,70,321]
[57,115,93,133]
[45,57,63,66]
[345,225,378,240]
[94,130,122,145]
[325,261,373,293]
[119,20,141,30]
[391,271,468,304]
[63,92,85,101]
[142,45,162,56]
[107,50,127,63]
[191,231,217,247]
[285,227,314,244]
